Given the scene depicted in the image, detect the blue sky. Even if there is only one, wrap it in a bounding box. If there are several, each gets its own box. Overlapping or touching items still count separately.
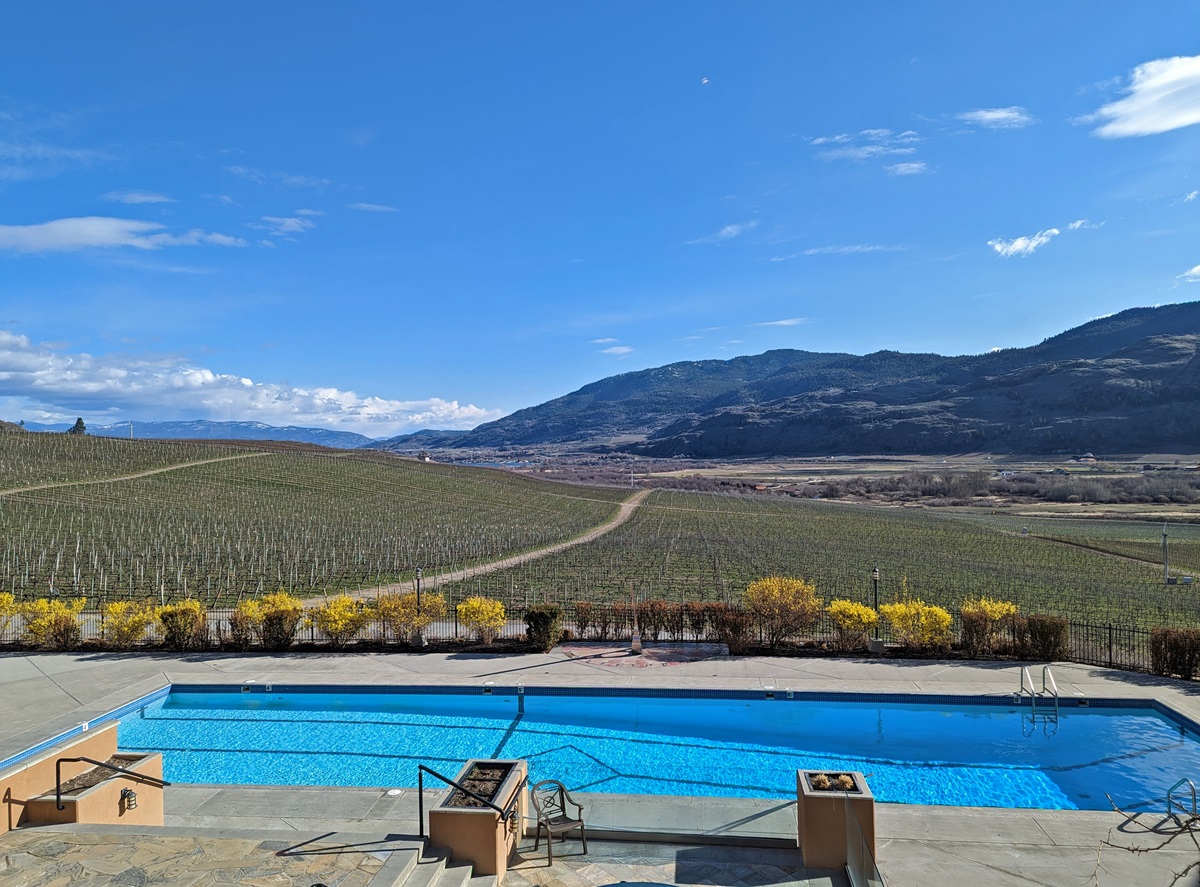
[2,2,1200,437]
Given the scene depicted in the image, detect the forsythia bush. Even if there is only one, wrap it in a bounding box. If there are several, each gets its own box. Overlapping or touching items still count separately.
[375,592,446,643]
[879,599,952,651]
[101,600,156,650]
[308,594,373,648]
[743,577,822,649]
[0,592,17,640]
[235,590,305,650]
[960,596,1018,655]
[826,600,879,651]
[23,597,87,650]
[457,596,505,644]
[157,599,209,651]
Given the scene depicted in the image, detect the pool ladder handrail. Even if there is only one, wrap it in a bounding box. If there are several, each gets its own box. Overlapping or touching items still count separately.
[1018,665,1059,718]
[1167,778,1197,818]
[416,763,527,839]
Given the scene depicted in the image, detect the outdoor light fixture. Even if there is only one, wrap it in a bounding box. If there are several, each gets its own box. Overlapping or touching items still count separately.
[872,567,881,640]
[412,566,427,648]
[120,788,138,810]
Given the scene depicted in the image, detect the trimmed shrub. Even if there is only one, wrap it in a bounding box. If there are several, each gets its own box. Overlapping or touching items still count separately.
[743,577,823,649]
[309,594,373,648]
[611,601,633,639]
[636,599,672,641]
[959,597,1019,656]
[458,596,505,644]
[1150,627,1200,679]
[573,601,595,639]
[708,603,752,655]
[100,600,156,650]
[826,600,879,652]
[232,591,304,651]
[0,592,18,641]
[683,601,711,640]
[158,599,208,651]
[879,599,952,651]
[1023,614,1069,661]
[375,592,446,644]
[525,604,564,653]
[23,597,86,650]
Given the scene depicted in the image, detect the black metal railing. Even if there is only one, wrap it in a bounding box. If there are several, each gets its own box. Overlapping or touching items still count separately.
[416,763,527,838]
[55,755,171,810]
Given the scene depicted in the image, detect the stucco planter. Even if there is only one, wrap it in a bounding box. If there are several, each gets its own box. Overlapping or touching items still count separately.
[24,752,164,827]
[796,770,875,870]
[429,759,527,878]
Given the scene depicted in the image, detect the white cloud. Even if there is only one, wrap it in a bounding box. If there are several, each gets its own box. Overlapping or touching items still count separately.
[988,228,1060,257]
[348,202,399,213]
[956,107,1035,129]
[1185,190,1199,202]
[0,217,247,253]
[1180,264,1200,282]
[0,333,502,436]
[294,208,324,216]
[1091,55,1200,138]
[253,216,316,237]
[224,165,330,188]
[601,345,633,355]
[0,136,111,182]
[686,220,758,245]
[591,337,618,344]
[887,162,927,175]
[812,128,922,163]
[1066,219,1100,230]
[771,244,906,261]
[753,318,809,327]
[102,190,174,204]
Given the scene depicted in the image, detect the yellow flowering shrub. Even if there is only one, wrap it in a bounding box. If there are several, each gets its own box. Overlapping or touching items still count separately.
[743,577,822,649]
[960,596,1019,655]
[101,600,156,650]
[157,599,208,651]
[879,599,952,651]
[0,592,17,640]
[826,599,879,651]
[375,592,446,644]
[457,596,505,644]
[23,597,87,650]
[308,594,373,648]
[235,590,304,650]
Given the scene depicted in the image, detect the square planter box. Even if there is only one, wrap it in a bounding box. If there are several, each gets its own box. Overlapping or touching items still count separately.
[25,752,165,827]
[796,770,875,871]
[429,759,527,879]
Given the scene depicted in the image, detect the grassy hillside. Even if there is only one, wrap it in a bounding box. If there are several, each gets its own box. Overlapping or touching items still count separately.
[0,436,627,604]
[438,490,1200,628]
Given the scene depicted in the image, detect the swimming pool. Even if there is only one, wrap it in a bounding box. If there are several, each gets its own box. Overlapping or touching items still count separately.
[115,685,1200,812]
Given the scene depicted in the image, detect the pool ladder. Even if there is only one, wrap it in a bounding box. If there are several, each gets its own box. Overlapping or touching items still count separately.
[1018,665,1059,722]
[1167,778,1197,819]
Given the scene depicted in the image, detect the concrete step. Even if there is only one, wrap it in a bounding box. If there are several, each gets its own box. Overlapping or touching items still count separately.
[434,859,475,887]
[384,846,451,887]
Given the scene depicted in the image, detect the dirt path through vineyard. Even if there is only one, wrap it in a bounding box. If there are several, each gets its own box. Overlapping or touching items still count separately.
[0,451,272,497]
[330,488,651,604]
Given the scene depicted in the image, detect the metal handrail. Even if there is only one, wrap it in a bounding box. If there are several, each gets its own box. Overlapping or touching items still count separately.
[55,755,171,810]
[1167,778,1197,817]
[1041,665,1059,717]
[417,764,527,838]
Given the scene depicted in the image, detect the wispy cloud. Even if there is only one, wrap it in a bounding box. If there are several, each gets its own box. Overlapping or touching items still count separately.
[1180,264,1200,282]
[956,107,1035,129]
[686,220,758,245]
[811,128,920,162]
[770,243,906,261]
[1185,190,1199,203]
[102,190,174,205]
[0,217,246,253]
[252,216,317,237]
[753,317,809,327]
[0,331,501,436]
[601,345,633,356]
[0,121,112,182]
[224,165,330,189]
[591,337,618,344]
[294,208,324,217]
[1066,219,1101,230]
[1090,55,1200,138]
[348,202,399,213]
[987,228,1060,258]
[887,162,927,175]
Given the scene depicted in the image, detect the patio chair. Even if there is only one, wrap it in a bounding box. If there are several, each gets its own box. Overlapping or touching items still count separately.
[529,778,588,864]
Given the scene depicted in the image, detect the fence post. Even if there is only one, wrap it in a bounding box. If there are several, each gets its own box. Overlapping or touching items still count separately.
[1108,623,1113,668]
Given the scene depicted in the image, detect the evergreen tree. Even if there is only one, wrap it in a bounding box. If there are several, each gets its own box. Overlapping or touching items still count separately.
[67,418,87,435]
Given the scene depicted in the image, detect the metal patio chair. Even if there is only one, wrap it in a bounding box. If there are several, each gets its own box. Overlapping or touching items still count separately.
[529,778,588,864]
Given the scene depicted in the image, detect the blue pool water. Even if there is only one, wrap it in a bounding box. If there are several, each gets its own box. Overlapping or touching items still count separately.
[116,689,1200,811]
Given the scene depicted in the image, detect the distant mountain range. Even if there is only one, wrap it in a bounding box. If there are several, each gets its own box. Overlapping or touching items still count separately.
[21,420,378,449]
[375,301,1200,457]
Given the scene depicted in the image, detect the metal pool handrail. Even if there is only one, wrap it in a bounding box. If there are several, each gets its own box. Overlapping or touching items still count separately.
[55,755,171,810]
[416,763,527,838]
[1167,778,1197,818]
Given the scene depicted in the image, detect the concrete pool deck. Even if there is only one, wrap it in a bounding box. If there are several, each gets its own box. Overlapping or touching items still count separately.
[3,645,1200,886]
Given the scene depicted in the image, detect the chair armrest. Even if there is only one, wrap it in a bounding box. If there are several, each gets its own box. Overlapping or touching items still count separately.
[562,788,586,814]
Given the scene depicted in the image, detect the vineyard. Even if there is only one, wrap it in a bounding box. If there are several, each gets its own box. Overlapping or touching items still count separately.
[2,434,1199,630]
[437,490,1200,628]
[0,436,627,605]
